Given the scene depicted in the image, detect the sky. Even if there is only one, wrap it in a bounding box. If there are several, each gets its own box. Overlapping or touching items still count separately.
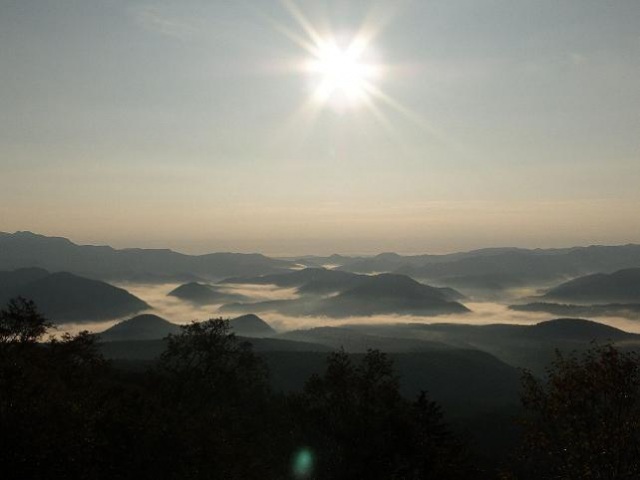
[1,0,639,255]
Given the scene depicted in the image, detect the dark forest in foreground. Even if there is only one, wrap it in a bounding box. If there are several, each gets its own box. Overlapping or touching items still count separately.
[3,297,640,479]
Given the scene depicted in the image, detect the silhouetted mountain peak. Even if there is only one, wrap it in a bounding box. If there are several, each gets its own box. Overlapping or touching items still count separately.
[376,252,402,259]
[170,282,212,293]
[530,318,630,340]
[340,273,447,301]
[12,231,76,246]
[168,282,251,305]
[116,314,172,328]
[230,314,276,337]
[0,267,50,288]
[0,268,148,323]
[99,314,180,341]
[168,282,218,303]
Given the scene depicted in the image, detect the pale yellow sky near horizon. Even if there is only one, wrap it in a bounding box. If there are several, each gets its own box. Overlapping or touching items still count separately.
[3,197,639,256]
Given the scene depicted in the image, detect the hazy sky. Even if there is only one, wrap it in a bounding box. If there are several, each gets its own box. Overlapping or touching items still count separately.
[1,0,639,255]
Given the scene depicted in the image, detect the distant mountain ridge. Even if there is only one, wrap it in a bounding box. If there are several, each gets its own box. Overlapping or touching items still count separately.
[0,231,292,282]
[4,231,640,292]
[507,268,640,318]
[336,245,640,292]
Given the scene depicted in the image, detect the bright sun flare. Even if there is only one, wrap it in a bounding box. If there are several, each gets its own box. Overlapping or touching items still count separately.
[306,39,379,106]
[275,1,448,148]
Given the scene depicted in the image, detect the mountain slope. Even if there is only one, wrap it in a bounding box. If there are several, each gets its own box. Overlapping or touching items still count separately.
[229,314,276,337]
[278,326,452,353]
[0,267,50,293]
[99,313,276,342]
[221,273,469,318]
[167,282,249,305]
[345,318,640,374]
[543,268,640,303]
[337,245,640,292]
[99,314,180,341]
[314,274,470,317]
[0,270,149,322]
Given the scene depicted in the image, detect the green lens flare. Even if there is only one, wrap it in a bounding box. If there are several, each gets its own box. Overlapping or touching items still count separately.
[292,447,314,478]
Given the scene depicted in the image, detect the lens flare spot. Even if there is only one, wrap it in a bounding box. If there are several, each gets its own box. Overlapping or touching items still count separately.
[292,447,314,478]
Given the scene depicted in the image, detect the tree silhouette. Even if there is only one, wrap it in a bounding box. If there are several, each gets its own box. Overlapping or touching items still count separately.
[153,318,288,479]
[0,298,117,479]
[294,349,472,479]
[0,302,475,479]
[0,296,52,344]
[157,318,269,404]
[519,344,640,479]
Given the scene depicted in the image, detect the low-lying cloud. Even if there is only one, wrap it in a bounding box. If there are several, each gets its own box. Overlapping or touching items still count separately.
[57,282,640,336]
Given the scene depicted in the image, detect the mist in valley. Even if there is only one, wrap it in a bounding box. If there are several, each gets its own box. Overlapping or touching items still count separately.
[55,281,640,336]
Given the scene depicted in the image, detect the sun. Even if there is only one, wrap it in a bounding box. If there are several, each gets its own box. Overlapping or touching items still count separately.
[272,1,385,110]
[306,38,379,107]
[269,2,452,150]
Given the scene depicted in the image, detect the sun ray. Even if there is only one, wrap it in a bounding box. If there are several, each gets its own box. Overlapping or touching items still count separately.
[349,1,404,56]
[241,0,318,58]
[279,0,325,55]
[361,94,401,141]
[363,83,471,158]
[272,22,320,58]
